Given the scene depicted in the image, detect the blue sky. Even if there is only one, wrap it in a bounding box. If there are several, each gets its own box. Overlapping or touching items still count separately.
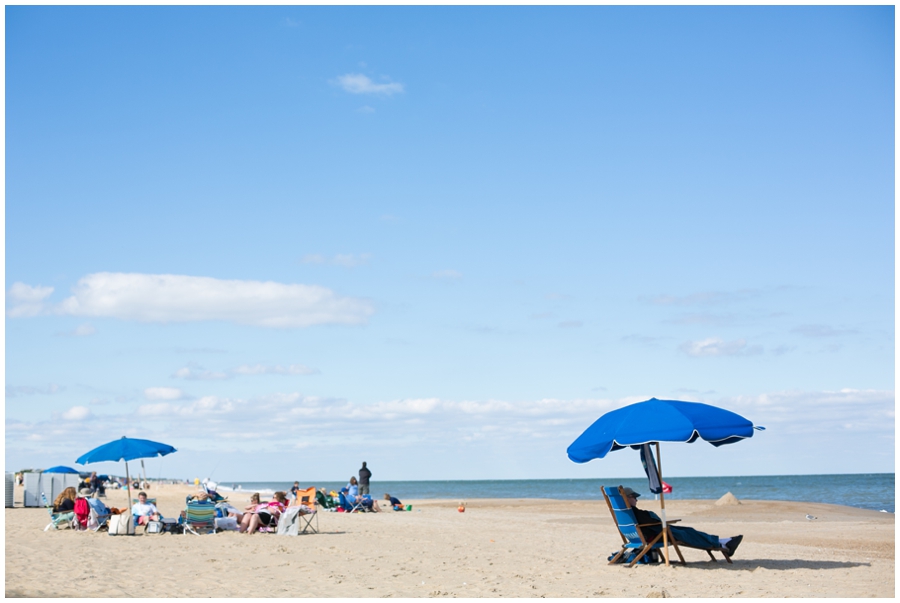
[5,6,894,482]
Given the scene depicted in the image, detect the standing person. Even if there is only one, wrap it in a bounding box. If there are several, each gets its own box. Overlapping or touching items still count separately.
[89,472,101,494]
[290,481,300,502]
[358,462,372,496]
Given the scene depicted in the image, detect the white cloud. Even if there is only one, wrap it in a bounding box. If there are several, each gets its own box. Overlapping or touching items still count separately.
[137,396,236,417]
[6,384,63,398]
[172,365,229,381]
[62,406,92,421]
[679,337,762,357]
[5,389,893,478]
[714,388,894,435]
[55,323,97,337]
[333,73,404,96]
[172,363,319,380]
[32,272,374,328]
[233,364,319,376]
[7,283,54,317]
[144,387,185,401]
[357,106,376,114]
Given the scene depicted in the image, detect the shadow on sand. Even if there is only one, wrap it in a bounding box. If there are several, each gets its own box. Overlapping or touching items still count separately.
[669,558,870,571]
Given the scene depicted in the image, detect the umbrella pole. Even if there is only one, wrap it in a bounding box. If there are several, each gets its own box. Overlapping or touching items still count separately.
[125,461,132,519]
[656,442,670,566]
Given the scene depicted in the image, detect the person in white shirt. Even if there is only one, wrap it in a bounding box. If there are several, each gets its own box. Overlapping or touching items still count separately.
[131,491,160,526]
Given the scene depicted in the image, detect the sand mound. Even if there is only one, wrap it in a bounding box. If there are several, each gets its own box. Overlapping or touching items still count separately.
[715,492,741,506]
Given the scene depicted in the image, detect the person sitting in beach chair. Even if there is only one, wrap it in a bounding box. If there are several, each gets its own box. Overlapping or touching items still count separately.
[44,487,78,530]
[346,477,359,498]
[201,483,228,503]
[338,488,363,513]
[131,491,161,527]
[238,492,261,524]
[618,487,743,562]
[239,491,287,534]
[86,492,112,531]
[181,494,217,535]
[316,488,336,510]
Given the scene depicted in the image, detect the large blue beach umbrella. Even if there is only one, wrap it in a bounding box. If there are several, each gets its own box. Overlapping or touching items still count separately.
[42,465,81,474]
[567,398,763,565]
[76,436,177,509]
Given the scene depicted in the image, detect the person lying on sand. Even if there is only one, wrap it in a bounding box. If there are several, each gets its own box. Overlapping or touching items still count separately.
[623,487,744,558]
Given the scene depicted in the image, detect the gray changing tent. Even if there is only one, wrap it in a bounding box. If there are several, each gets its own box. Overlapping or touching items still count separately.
[23,472,80,507]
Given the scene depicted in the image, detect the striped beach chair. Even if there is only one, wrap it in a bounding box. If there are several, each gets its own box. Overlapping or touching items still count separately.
[183,498,216,535]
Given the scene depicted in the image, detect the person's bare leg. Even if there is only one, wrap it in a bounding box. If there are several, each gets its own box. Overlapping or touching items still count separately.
[247,514,261,534]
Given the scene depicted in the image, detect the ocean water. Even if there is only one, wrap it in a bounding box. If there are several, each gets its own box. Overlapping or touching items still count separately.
[216,473,894,513]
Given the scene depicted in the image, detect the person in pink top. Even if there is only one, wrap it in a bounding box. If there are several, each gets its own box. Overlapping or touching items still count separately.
[240,491,287,534]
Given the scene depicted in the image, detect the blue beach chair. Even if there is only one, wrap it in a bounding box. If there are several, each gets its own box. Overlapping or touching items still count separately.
[338,490,363,513]
[601,485,686,567]
[601,485,734,566]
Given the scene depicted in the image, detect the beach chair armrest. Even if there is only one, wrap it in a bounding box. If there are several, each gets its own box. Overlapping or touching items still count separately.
[636,518,680,527]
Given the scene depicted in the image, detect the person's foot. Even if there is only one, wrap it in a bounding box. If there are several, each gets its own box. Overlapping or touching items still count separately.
[724,535,743,557]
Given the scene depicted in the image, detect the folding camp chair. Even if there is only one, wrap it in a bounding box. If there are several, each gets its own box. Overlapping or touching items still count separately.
[276,506,308,535]
[316,489,337,510]
[338,491,364,513]
[183,498,217,535]
[290,487,318,534]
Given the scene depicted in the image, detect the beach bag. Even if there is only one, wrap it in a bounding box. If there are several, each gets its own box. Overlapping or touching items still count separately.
[108,512,135,535]
[214,516,238,531]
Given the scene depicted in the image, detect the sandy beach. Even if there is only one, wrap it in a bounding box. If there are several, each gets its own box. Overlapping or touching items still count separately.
[5,483,893,598]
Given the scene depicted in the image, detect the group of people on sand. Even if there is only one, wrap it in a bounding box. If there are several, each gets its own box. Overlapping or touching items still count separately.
[47,486,117,530]
[235,491,289,533]
[182,490,296,534]
[335,462,406,512]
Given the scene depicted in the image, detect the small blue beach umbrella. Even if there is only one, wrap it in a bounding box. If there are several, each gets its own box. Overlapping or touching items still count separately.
[76,436,176,508]
[567,398,763,565]
[42,465,81,474]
